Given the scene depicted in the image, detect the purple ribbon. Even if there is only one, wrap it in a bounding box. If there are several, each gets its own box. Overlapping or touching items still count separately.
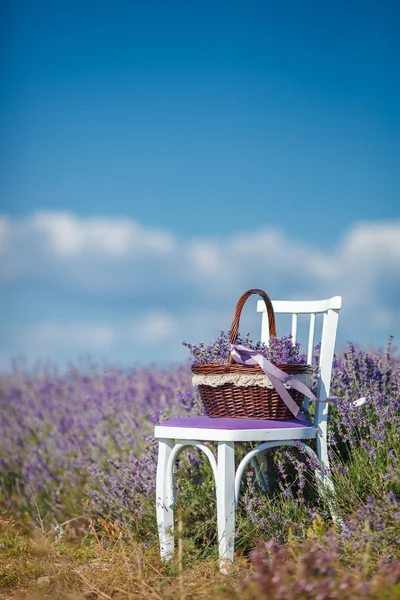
[229,344,338,421]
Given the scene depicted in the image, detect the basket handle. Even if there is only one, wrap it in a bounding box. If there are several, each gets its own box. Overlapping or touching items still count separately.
[229,289,276,345]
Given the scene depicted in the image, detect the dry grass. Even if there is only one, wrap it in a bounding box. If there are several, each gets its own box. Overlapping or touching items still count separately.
[0,511,245,600]
[2,509,399,600]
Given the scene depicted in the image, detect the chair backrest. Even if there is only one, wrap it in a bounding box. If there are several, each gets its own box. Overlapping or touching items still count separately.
[256,297,342,424]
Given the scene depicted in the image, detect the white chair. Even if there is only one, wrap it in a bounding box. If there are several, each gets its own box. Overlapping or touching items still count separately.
[154,295,342,572]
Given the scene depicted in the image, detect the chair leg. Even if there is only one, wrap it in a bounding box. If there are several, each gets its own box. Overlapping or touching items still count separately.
[316,434,334,492]
[217,441,236,573]
[252,449,274,494]
[316,434,342,523]
[156,439,175,561]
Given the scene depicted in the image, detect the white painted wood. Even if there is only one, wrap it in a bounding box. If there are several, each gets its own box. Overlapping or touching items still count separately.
[156,439,175,560]
[291,313,298,344]
[155,423,317,443]
[317,309,339,399]
[307,313,316,365]
[257,296,342,314]
[261,310,271,344]
[315,309,339,442]
[315,433,331,486]
[314,308,339,497]
[217,442,235,573]
[303,312,316,412]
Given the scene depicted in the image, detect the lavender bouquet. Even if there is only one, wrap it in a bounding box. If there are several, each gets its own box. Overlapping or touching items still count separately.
[183,330,307,366]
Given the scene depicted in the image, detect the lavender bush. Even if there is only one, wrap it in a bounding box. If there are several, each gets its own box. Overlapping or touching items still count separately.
[0,359,196,523]
[0,340,399,573]
[232,340,400,561]
[232,538,400,599]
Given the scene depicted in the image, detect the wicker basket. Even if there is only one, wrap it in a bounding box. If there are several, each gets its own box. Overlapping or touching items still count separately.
[192,289,312,420]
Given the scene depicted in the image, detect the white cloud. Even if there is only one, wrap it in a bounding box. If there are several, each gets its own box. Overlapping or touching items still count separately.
[188,240,229,277]
[37,212,121,257]
[0,211,176,269]
[339,221,400,261]
[135,312,177,343]
[0,212,399,365]
[316,222,400,309]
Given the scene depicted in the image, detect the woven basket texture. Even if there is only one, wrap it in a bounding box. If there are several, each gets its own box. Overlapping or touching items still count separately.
[192,289,312,420]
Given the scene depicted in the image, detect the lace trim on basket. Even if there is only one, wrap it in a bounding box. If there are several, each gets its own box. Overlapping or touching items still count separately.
[192,373,313,389]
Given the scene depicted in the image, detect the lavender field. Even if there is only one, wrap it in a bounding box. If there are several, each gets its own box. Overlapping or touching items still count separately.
[1,341,399,598]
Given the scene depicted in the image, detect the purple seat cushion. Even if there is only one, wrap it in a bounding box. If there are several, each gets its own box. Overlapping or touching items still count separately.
[158,416,313,430]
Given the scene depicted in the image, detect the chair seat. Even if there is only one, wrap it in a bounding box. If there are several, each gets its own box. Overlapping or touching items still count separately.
[154,415,316,442]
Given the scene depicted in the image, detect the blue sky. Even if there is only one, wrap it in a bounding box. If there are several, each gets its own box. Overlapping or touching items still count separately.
[0,0,399,369]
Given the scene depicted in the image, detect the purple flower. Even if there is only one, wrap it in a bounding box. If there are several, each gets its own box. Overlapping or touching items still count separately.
[183,331,306,365]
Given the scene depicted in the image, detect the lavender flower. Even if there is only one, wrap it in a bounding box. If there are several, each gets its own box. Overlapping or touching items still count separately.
[183,331,307,365]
